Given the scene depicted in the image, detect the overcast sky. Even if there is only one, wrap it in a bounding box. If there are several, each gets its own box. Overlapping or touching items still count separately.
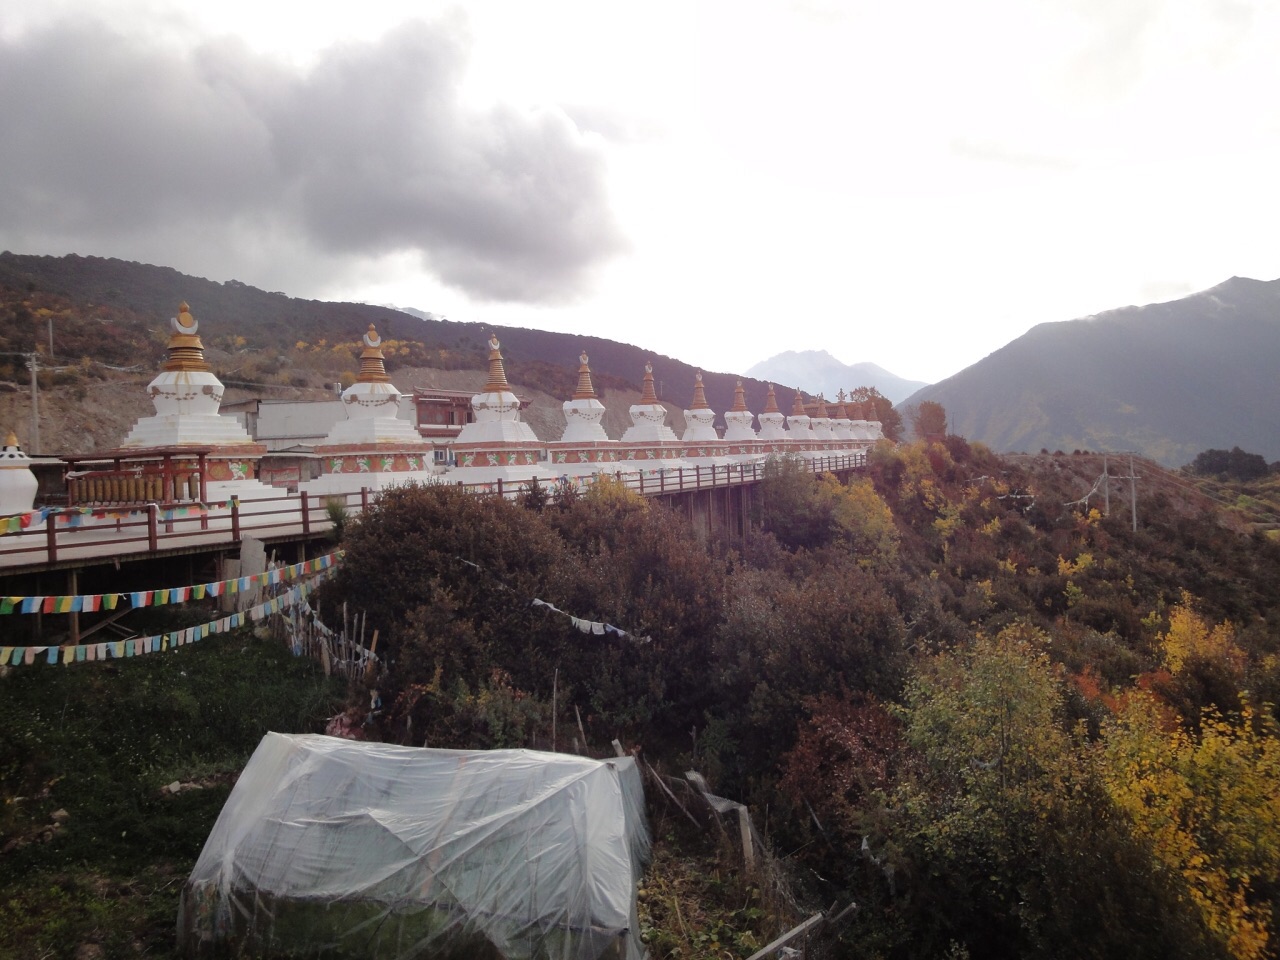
[2,0,1278,384]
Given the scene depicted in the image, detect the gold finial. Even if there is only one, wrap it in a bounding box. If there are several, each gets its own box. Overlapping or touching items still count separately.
[356,323,391,383]
[865,399,880,422]
[638,362,659,404]
[790,391,807,416]
[762,384,780,414]
[4,431,17,447]
[730,380,748,412]
[689,372,710,410]
[814,394,829,418]
[164,301,210,372]
[572,350,597,400]
[483,334,511,392]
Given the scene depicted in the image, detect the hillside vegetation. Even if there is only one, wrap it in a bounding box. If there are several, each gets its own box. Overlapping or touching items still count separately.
[3,444,1280,958]
[311,443,1280,959]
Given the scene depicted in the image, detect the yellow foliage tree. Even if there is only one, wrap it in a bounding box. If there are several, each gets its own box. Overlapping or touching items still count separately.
[1100,693,1280,960]
[1159,591,1243,674]
[816,474,899,570]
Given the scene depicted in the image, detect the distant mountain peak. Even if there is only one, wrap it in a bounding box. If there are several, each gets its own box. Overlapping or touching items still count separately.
[746,351,928,406]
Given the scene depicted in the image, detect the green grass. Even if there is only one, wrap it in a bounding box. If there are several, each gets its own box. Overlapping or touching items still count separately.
[0,629,344,959]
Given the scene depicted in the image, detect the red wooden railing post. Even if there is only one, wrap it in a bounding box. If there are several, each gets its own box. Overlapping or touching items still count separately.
[147,503,158,552]
[300,491,310,536]
[361,487,370,513]
[231,497,241,542]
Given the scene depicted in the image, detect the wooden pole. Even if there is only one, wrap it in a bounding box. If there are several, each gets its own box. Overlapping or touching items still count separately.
[67,568,80,645]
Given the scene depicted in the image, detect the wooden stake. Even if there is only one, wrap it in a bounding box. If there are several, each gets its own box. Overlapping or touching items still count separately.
[743,914,824,960]
[738,806,756,875]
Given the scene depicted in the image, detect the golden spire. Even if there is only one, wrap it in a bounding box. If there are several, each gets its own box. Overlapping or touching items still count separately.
[835,389,848,418]
[762,384,780,414]
[572,350,597,400]
[483,334,511,393]
[814,394,829,418]
[163,302,210,373]
[356,324,392,383]
[730,380,748,411]
[865,399,880,422]
[790,391,807,416]
[639,362,659,404]
[4,431,16,447]
[689,372,710,410]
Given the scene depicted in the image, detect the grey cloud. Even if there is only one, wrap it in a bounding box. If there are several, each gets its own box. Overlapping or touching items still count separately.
[0,17,626,303]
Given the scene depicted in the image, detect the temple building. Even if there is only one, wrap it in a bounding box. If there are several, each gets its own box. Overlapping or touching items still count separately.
[302,325,437,495]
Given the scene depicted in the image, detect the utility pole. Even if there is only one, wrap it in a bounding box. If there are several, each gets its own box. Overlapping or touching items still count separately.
[26,353,38,455]
[1129,454,1137,532]
[1102,453,1110,517]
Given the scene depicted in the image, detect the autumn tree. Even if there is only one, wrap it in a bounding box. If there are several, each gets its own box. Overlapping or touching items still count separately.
[1100,693,1280,960]
[908,400,948,442]
[849,385,904,441]
[867,623,1222,959]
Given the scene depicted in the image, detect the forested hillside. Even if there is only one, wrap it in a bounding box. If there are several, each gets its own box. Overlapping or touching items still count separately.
[316,444,1280,959]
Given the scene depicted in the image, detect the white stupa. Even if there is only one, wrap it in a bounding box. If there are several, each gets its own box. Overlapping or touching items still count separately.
[303,324,437,495]
[117,303,282,504]
[722,380,757,444]
[849,400,872,442]
[865,401,885,442]
[560,352,610,444]
[122,303,262,450]
[681,373,719,443]
[757,384,788,443]
[620,363,679,444]
[0,431,37,516]
[809,395,835,441]
[786,391,813,445]
[546,352,619,475]
[830,391,854,442]
[448,335,555,483]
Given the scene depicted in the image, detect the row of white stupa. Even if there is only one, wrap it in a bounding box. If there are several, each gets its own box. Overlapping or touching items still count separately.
[0,306,885,516]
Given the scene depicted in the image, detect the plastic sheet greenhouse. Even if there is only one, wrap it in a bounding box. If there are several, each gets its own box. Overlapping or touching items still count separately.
[178,733,651,959]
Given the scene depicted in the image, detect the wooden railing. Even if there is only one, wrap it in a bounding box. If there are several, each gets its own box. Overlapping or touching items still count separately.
[0,454,865,569]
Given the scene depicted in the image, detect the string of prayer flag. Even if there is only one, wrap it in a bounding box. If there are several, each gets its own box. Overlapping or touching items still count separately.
[0,550,343,615]
[0,571,333,667]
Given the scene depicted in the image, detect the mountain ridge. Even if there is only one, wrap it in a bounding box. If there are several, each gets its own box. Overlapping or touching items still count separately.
[0,252,889,427]
[901,275,1280,466]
